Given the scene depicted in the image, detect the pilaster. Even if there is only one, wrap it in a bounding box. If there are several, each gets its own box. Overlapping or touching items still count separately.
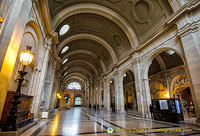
[31,38,52,119]
[132,59,145,116]
[46,61,57,110]
[178,20,200,126]
[114,68,125,113]
[103,77,110,111]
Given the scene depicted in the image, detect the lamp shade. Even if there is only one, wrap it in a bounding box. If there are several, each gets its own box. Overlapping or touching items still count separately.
[20,46,33,66]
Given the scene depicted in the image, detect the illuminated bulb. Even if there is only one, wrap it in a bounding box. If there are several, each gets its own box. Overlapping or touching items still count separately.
[20,46,33,66]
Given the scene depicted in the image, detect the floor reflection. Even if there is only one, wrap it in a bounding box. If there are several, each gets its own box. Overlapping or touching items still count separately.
[27,107,200,136]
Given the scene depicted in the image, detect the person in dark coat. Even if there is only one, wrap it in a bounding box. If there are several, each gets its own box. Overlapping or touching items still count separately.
[93,104,96,111]
[149,104,154,119]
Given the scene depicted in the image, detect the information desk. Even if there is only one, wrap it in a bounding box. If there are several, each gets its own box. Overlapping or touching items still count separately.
[152,98,184,123]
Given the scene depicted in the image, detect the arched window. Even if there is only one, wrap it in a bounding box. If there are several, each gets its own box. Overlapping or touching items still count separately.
[67,82,81,90]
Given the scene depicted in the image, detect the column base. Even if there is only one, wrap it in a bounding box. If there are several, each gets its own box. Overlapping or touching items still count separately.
[120,110,126,114]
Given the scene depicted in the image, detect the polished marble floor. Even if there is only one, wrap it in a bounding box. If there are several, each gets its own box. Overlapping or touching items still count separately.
[22,107,200,136]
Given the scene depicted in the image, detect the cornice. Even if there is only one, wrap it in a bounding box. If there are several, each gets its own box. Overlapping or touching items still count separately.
[166,1,200,25]
[35,0,52,36]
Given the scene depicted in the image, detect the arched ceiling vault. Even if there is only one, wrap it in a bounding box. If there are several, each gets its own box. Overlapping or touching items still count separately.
[61,50,106,73]
[62,60,100,77]
[63,73,89,83]
[48,0,173,90]
[64,68,94,83]
[57,34,117,64]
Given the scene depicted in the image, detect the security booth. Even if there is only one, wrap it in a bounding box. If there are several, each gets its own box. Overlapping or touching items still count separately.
[152,98,184,123]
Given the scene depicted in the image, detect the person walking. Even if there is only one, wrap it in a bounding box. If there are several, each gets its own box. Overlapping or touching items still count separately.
[149,104,154,119]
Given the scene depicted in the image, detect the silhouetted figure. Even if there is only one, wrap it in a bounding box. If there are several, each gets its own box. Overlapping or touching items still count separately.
[187,105,190,114]
[93,105,96,111]
[149,104,154,119]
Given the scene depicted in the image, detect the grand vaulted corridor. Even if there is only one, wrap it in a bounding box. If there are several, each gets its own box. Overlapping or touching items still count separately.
[0,0,200,135]
[21,108,200,136]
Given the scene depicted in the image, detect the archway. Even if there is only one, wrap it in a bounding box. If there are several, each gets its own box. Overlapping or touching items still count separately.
[74,95,82,107]
[110,79,115,112]
[64,94,70,105]
[123,70,137,112]
[148,50,196,119]
[170,75,196,117]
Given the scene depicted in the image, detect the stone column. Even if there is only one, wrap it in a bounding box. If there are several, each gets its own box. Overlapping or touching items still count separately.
[98,80,102,110]
[133,60,145,116]
[0,0,32,69]
[114,69,125,113]
[49,75,60,109]
[104,77,110,111]
[0,0,32,120]
[177,14,200,126]
[46,62,57,110]
[94,83,97,106]
[89,84,94,108]
[96,81,99,109]
[143,78,151,118]
[31,39,51,120]
[28,69,39,96]
[118,78,126,113]
[86,86,89,107]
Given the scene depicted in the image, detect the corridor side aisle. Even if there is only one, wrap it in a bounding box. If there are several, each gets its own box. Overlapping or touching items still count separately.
[22,108,200,136]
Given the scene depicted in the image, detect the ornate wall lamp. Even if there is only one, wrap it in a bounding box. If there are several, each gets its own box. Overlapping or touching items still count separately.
[4,46,34,131]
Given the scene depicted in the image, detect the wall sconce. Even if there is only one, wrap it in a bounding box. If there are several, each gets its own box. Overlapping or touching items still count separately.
[4,45,34,131]
[57,93,61,99]
[0,16,3,23]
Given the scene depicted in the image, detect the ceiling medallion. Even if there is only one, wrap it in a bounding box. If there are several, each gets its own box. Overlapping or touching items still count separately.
[131,0,153,24]
[113,34,122,48]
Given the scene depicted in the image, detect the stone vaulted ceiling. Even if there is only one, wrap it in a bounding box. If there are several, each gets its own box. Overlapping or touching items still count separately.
[48,0,173,90]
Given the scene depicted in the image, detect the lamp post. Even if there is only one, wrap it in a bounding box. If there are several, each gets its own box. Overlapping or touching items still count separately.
[56,93,61,108]
[3,46,34,131]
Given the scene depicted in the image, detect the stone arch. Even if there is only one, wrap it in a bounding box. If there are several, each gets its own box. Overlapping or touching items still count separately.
[62,54,104,76]
[121,68,134,79]
[52,3,139,49]
[64,94,70,104]
[63,73,89,83]
[170,74,189,98]
[143,47,186,79]
[141,47,187,117]
[122,68,137,112]
[57,33,118,64]
[8,20,43,95]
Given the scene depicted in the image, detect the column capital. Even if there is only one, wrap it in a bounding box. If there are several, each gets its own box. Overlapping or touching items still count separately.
[50,31,59,45]
[113,71,119,76]
[132,58,140,66]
